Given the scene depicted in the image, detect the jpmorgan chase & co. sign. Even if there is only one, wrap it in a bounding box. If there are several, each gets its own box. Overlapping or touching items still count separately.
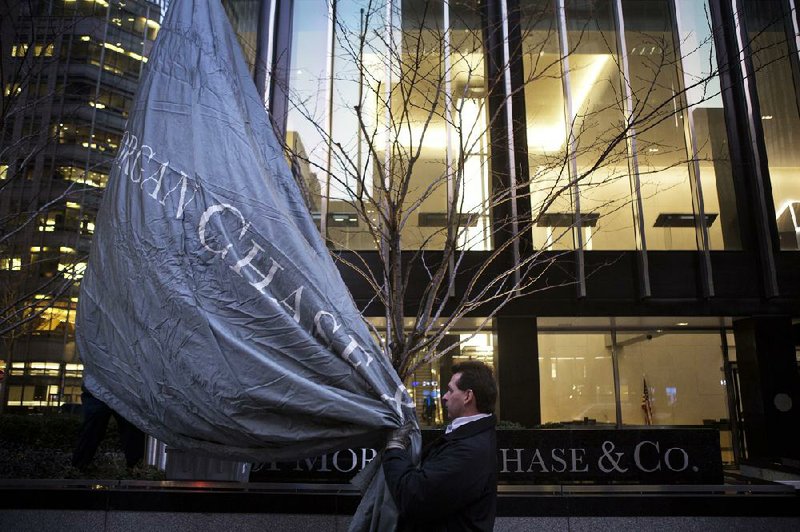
[250,428,723,484]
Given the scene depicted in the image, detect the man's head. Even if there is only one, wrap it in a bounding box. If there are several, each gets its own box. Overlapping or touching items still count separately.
[443,360,497,420]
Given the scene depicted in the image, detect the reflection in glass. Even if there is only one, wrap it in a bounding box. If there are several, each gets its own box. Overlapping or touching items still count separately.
[327,1,386,250]
[568,0,636,250]
[284,0,328,224]
[523,0,636,251]
[222,0,260,74]
[622,0,695,250]
[522,0,575,250]
[450,0,490,251]
[370,324,496,427]
[744,0,800,250]
[391,0,450,249]
[674,0,741,250]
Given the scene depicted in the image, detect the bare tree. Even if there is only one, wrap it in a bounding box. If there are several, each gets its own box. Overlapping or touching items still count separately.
[275,0,772,381]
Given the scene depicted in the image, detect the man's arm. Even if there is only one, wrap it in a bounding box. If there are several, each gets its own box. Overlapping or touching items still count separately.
[382,441,487,522]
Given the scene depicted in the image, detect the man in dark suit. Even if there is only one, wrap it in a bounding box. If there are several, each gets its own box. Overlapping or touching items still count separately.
[383,360,498,531]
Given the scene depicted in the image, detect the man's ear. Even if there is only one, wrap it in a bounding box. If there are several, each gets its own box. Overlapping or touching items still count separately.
[464,389,475,406]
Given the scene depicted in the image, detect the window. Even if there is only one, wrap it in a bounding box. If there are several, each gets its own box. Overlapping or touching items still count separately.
[538,332,616,424]
[623,0,697,250]
[284,0,491,251]
[29,362,61,377]
[284,0,328,230]
[58,261,87,281]
[28,300,77,335]
[6,383,64,407]
[64,363,84,379]
[0,257,22,270]
[326,0,387,249]
[522,0,739,252]
[538,318,731,429]
[523,0,637,251]
[11,43,54,57]
[57,165,108,187]
[743,0,800,250]
[56,122,121,152]
[617,330,728,426]
[673,0,741,250]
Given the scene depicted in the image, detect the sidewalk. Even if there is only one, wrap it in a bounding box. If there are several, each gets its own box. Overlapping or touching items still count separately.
[1,478,799,531]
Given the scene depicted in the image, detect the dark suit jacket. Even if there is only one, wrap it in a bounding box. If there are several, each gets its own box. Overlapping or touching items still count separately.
[383,415,497,531]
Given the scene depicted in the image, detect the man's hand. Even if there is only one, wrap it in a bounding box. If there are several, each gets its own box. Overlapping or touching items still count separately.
[385,421,414,451]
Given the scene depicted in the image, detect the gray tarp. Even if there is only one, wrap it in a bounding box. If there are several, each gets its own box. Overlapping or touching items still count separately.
[75,0,417,529]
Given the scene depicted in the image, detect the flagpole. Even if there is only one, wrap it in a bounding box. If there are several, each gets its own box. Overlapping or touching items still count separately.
[642,376,653,425]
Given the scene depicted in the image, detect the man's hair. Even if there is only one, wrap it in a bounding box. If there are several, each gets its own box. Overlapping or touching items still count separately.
[452,360,497,414]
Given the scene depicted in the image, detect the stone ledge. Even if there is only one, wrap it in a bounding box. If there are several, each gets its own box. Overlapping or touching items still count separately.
[0,480,798,517]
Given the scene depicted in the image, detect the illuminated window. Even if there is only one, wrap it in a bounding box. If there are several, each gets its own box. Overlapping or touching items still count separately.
[38,213,58,232]
[523,0,635,251]
[456,333,494,363]
[0,165,6,179]
[539,332,616,424]
[101,41,148,63]
[0,257,22,270]
[2,84,21,97]
[57,165,108,187]
[81,218,95,235]
[29,304,75,334]
[65,363,84,378]
[58,261,87,280]
[63,385,82,404]
[744,1,800,250]
[29,362,61,377]
[11,43,54,57]
[6,383,63,407]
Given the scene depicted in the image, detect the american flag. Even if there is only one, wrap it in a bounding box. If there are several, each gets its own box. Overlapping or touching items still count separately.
[641,377,653,425]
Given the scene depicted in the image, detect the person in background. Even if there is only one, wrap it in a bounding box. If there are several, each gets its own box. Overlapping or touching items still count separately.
[383,360,498,531]
[71,385,145,471]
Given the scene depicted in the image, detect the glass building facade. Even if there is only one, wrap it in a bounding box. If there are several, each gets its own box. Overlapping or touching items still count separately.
[1,0,798,470]
[0,0,162,408]
[244,0,800,466]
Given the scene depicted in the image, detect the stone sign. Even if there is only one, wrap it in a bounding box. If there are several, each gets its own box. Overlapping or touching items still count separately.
[250,428,723,484]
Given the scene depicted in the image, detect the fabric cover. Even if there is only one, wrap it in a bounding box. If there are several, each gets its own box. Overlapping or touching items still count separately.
[76,0,417,529]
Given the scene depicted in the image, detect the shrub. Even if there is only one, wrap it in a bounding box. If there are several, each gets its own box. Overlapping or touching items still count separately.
[0,413,164,480]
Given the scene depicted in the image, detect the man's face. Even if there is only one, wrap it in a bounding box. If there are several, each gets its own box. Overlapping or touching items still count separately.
[443,372,469,420]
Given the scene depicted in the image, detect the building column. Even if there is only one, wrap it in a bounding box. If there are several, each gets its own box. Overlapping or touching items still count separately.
[495,317,540,427]
[733,316,800,462]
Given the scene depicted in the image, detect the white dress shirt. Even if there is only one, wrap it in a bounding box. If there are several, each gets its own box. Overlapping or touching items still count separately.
[445,413,492,434]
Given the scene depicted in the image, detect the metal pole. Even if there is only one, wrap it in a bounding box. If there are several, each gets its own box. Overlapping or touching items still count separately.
[720,328,742,465]
[610,322,623,428]
[556,0,585,297]
[730,0,779,296]
[254,0,278,107]
[500,0,521,289]
[444,0,456,297]
[670,0,714,297]
[322,0,338,240]
[612,0,651,298]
